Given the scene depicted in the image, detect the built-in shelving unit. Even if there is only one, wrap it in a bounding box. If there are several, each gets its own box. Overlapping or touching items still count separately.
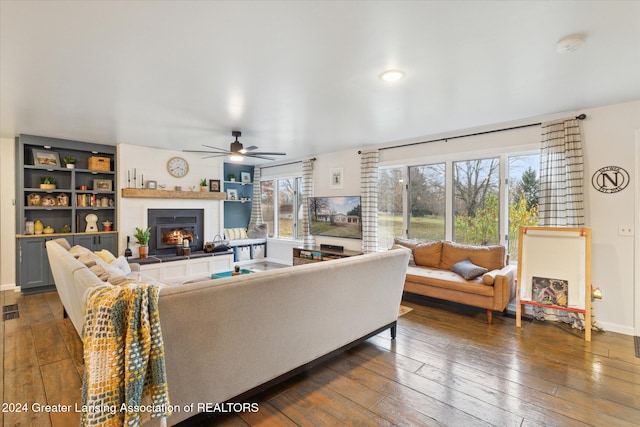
[15,134,118,294]
[223,164,255,229]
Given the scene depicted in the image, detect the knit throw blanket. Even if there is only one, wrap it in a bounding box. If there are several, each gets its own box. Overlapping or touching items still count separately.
[81,284,171,427]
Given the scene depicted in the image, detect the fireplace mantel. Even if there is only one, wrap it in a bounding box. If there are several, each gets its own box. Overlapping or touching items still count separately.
[121,188,226,200]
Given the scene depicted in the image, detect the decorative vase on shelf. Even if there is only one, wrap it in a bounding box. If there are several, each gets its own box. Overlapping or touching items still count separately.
[34,219,44,235]
[200,186,207,192]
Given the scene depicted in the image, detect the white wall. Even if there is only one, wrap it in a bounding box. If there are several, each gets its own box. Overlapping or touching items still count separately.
[0,138,16,290]
[117,144,224,257]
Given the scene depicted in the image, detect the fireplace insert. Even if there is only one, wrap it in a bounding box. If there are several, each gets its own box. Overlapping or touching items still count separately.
[147,209,204,255]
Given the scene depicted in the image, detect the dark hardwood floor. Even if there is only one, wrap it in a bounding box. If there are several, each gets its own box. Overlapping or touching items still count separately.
[2,289,639,426]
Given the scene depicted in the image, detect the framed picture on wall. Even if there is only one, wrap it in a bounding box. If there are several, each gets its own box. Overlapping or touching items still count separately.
[241,172,251,183]
[330,167,343,189]
[209,179,221,192]
[226,188,238,200]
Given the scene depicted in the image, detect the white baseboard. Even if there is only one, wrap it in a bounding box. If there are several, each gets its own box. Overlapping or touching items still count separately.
[1,283,18,292]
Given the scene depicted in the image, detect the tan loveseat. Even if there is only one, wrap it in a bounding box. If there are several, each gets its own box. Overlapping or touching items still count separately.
[46,239,409,426]
[394,238,516,323]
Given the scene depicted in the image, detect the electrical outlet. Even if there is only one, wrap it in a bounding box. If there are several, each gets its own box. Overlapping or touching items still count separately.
[618,225,633,236]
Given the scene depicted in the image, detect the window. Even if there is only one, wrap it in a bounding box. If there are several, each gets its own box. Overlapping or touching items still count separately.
[409,164,446,241]
[378,167,404,249]
[260,176,303,239]
[260,181,274,237]
[377,150,539,261]
[453,158,500,245]
[508,154,540,262]
[278,178,295,238]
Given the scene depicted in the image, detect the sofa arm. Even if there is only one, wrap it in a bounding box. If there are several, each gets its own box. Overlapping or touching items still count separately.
[492,264,516,311]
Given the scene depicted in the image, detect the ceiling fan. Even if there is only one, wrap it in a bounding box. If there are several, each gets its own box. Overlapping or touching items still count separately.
[184,130,286,161]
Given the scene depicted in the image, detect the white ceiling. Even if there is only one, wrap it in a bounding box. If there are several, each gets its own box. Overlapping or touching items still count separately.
[1,1,639,163]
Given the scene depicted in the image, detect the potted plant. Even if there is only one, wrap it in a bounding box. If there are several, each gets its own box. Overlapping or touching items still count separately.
[63,155,76,169]
[39,176,56,190]
[200,178,208,192]
[228,174,236,182]
[134,226,151,259]
[232,264,241,276]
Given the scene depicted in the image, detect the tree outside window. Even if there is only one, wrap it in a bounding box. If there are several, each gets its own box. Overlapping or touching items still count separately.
[453,158,500,245]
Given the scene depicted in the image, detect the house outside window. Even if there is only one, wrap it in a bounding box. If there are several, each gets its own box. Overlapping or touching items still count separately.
[260,176,303,239]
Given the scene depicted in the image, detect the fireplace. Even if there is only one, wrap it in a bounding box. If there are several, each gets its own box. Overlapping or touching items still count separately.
[148,209,204,255]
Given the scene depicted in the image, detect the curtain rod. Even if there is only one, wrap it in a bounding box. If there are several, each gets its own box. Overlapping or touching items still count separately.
[375,114,587,152]
[259,157,316,170]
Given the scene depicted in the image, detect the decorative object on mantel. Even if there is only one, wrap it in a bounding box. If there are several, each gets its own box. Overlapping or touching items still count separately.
[134,226,151,259]
[200,178,208,192]
[209,179,220,192]
[146,180,157,189]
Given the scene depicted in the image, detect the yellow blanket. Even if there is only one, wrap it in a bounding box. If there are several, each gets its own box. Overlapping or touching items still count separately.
[81,284,171,426]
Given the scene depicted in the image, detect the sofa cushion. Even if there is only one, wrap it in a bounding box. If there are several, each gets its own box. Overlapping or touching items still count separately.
[412,241,443,268]
[393,237,422,250]
[94,249,116,264]
[482,270,498,285]
[451,258,488,280]
[440,241,505,271]
[405,266,494,297]
[51,238,71,251]
[391,244,415,266]
[69,245,92,258]
[247,223,268,238]
[225,227,248,240]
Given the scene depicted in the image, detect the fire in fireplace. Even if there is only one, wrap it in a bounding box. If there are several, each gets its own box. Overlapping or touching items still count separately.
[147,209,204,255]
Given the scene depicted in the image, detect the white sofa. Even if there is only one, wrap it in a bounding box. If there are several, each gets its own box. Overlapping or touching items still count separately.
[46,239,410,426]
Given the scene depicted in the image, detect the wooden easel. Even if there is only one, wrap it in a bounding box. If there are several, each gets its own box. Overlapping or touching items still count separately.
[516,227,592,341]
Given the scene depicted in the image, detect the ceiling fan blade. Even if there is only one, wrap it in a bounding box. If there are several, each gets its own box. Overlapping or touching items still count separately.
[243,145,258,152]
[245,154,277,161]
[248,151,287,156]
[201,154,229,159]
[183,149,229,154]
[202,144,231,152]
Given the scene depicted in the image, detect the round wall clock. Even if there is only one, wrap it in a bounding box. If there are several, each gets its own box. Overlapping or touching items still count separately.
[167,156,189,178]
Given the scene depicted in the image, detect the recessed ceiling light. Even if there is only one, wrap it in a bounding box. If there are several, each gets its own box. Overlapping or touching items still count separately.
[556,34,586,53]
[380,70,405,82]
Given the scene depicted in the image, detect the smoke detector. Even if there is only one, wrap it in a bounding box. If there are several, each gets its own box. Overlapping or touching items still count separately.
[557,34,586,53]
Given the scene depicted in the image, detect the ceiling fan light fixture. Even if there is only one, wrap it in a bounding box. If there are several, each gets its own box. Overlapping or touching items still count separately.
[229,153,244,162]
[380,69,405,82]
